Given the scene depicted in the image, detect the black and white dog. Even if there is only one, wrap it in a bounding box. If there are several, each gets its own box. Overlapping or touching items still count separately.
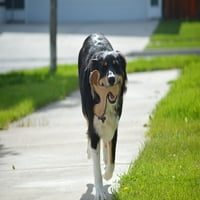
[78,33,127,200]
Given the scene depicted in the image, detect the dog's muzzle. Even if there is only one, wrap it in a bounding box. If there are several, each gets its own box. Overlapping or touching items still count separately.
[107,92,117,104]
[107,71,118,103]
[90,70,121,117]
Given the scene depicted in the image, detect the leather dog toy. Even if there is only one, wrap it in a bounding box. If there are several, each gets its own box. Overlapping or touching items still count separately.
[89,70,120,117]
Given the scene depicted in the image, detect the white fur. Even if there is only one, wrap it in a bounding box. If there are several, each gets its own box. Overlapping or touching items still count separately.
[91,101,119,199]
[93,101,119,143]
[91,143,106,200]
[87,139,91,159]
[104,163,114,180]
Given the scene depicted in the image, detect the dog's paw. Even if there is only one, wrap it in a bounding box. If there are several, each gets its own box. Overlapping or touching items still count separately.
[94,192,106,200]
[103,164,114,180]
[95,186,106,200]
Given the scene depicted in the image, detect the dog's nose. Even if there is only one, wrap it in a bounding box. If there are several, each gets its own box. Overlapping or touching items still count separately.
[108,76,115,86]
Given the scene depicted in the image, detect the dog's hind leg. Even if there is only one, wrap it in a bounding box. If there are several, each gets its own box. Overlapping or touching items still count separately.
[103,141,114,180]
[87,139,91,159]
[91,142,106,200]
[103,130,118,180]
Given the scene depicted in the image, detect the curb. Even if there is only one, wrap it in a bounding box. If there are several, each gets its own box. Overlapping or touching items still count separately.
[126,48,200,57]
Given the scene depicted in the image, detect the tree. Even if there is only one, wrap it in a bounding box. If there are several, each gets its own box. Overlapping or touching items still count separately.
[50,0,57,73]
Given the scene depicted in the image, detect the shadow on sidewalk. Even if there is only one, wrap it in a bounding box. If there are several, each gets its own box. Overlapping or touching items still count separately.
[0,143,19,167]
[0,144,19,158]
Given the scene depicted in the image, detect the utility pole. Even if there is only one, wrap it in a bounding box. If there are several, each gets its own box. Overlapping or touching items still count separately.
[50,0,57,73]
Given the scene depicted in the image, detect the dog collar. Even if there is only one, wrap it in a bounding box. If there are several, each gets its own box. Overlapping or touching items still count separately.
[98,116,106,123]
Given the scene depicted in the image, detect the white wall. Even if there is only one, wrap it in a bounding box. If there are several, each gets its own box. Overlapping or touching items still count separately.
[57,0,147,23]
[26,0,50,23]
[25,0,160,23]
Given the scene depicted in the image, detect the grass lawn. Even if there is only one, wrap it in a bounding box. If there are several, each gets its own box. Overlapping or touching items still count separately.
[146,20,200,49]
[113,56,200,199]
[0,65,78,129]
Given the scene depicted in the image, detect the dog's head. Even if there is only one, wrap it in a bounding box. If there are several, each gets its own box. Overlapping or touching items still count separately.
[89,51,127,94]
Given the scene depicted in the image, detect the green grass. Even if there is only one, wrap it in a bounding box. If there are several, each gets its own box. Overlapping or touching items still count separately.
[146,20,200,49]
[0,65,78,129]
[112,57,200,199]
[127,55,200,73]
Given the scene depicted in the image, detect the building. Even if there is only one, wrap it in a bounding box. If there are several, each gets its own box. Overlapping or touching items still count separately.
[0,0,163,24]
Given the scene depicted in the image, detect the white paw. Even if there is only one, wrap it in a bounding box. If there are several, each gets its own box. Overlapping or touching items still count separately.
[103,164,114,180]
[95,185,106,200]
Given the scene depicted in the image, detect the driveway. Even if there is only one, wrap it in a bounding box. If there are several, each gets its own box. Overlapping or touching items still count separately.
[0,20,158,73]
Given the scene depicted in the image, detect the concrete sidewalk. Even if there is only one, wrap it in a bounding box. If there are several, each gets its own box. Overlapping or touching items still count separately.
[127,48,200,57]
[0,20,158,73]
[0,69,179,200]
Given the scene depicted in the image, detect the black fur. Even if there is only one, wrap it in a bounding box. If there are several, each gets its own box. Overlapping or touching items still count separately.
[78,33,127,151]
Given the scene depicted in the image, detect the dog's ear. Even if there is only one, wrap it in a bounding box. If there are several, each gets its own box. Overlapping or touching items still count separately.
[116,51,127,93]
[80,66,95,118]
[116,51,126,70]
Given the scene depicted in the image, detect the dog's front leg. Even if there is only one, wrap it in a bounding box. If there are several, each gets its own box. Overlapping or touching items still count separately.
[91,142,106,200]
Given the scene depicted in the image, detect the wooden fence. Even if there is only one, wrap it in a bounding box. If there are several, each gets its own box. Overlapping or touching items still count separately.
[163,0,200,19]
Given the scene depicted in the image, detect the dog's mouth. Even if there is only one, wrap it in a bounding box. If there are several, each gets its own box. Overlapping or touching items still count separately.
[107,92,117,104]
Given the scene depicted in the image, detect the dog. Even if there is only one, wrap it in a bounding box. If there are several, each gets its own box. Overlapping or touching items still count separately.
[78,33,127,200]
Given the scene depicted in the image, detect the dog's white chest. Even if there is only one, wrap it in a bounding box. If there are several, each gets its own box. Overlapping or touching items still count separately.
[94,102,119,142]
